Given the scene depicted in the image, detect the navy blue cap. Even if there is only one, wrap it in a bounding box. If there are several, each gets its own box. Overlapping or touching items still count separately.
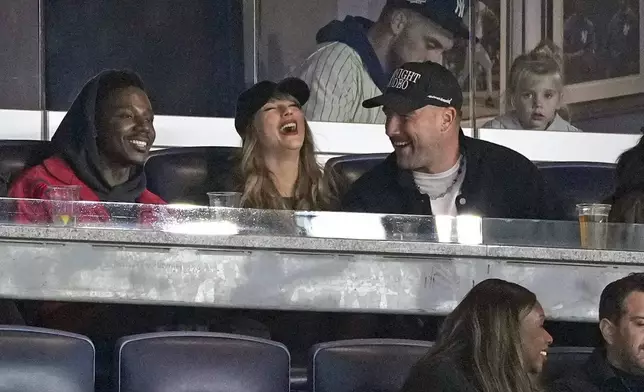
[387,0,469,38]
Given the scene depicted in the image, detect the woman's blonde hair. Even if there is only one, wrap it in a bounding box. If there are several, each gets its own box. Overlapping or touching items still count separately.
[237,93,337,210]
[507,40,569,120]
[419,279,542,392]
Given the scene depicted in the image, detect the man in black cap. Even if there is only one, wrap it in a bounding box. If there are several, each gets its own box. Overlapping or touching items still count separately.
[342,61,564,220]
[293,0,468,124]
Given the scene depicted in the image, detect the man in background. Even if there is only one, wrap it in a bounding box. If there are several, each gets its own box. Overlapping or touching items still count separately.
[342,61,563,221]
[293,0,469,124]
[552,273,644,392]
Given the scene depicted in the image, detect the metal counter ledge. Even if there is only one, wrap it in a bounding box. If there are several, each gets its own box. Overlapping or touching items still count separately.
[0,218,642,323]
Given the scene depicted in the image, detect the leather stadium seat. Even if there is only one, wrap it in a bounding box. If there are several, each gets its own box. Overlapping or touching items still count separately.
[324,153,389,191]
[0,140,53,195]
[115,332,290,392]
[536,162,616,220]
[542,346,594,384]
[145,147,239,205]
[309,339,433,392]
[0,325,94,392]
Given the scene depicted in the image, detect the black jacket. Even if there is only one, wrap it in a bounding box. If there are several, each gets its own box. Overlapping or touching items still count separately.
[550,348,642,392]
[401,355,479,392]
[342,132,565,220]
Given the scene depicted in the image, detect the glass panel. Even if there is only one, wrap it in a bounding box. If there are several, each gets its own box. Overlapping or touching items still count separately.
[44,0,244,118]
[556,0,644,134]
[454,0,502,123]
[0,1,43,140]
[3,197,644,253]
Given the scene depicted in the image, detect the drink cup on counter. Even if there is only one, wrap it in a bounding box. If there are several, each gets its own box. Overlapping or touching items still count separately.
[576,203,612,249]
[207,192,242,208]
[46,185,81,226]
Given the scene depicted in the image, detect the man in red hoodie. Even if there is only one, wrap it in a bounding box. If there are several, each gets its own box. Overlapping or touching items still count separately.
[9,70,164,223]
[8,70,168,336]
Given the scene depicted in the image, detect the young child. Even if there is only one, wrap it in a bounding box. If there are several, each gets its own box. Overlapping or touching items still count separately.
[483,40,581,132]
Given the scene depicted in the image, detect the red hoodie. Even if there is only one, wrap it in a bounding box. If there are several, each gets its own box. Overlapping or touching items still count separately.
[9,156,166,225]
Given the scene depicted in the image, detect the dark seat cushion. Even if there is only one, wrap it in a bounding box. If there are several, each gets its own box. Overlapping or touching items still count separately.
[535,162,616,220]
[0,140,53,196]
[0,326,95,392]
[116,332,290,392]
[309,339,433,392]
[324,153,389,193]
[145,146,240,204]
[542,346,594,384]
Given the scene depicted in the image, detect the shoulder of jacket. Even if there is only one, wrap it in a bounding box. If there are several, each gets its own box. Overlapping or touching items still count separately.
[303,42,363,67]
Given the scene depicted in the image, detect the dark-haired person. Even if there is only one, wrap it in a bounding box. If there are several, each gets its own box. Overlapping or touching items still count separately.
[293,0,468,123]
[551,273,644,392]
[8,70,166,334]
[341,60,564,220]
[9,69,164,223]
[607,135,644,223]
[402,279,553,392]
[233,77,338,210]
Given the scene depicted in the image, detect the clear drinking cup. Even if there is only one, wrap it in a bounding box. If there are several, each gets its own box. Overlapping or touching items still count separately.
[207,192,242,208]
[46,185,81,226]
[576,203,612,249]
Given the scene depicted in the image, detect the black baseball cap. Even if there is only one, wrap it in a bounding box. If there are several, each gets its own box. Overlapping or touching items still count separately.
[363,61,463,114]
[386,0,469,38]
[235,78,310,137]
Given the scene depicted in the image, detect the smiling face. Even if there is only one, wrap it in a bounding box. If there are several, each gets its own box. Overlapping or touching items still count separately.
[384,104,452,172]
[519,302,553,375]
[253,94,306,154]
[95,86,155,166]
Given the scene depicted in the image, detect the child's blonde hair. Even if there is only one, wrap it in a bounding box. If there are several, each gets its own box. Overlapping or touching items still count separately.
[507,40,569,120]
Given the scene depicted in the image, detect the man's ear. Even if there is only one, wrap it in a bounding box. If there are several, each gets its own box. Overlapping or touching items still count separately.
[441,107,457,132]
[600,318,617,346]
[389,9,408,36]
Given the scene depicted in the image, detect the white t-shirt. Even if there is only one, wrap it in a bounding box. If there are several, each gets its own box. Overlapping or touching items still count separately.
[295,42,387,124]
[412,157,466,216]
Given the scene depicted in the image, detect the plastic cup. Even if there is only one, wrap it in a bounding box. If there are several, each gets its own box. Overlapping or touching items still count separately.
[576,203,612,249]
[46,185,81,226]
[207,192,241,208]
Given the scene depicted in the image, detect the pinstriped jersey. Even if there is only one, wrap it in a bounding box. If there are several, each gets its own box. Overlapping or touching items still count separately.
[294,42,387,124]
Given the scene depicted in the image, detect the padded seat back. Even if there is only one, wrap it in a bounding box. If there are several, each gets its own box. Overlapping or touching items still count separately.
[536,162,616,220]
[145,147,239,204]
[0,140,53,195]
[542,346,594,384]
[116,332,290,392]
[0,326,94,392]
[309,339,433,392]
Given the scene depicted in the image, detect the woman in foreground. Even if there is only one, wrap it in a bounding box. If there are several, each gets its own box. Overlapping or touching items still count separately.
[401,279,553,392]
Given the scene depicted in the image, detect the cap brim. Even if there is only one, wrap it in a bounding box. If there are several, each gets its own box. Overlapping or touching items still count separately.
[277,78,310,106]
[362,92,425,115]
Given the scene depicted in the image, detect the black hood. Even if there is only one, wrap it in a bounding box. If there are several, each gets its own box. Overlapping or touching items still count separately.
[316,16,389,90]
[51,70,149,203]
